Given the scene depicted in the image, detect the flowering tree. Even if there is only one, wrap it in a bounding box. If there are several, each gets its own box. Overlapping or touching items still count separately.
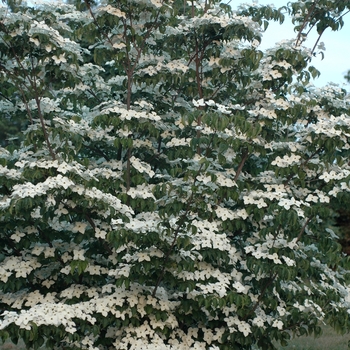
[1,0,350,349]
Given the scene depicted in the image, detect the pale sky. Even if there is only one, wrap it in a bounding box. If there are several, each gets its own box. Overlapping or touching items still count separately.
[233,0,350,88]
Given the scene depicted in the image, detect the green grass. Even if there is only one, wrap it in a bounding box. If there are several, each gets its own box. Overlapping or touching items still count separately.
[275,326,350,350]
[1,339,26,350]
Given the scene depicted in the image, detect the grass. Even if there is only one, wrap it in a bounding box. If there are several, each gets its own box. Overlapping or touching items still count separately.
[1,326,349,349]
[1,339,26,350]
[275,326,350,350]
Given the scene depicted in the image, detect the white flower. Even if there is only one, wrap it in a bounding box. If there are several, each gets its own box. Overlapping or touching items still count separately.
[282,256,296,266]
[272,319,283,329]
[52,54,67,64]
[270,70,282,79]
[10,231,25,242]
[130,156,155,177]
[215,173,236,187]
[86,265,101,275]
[319,171,337,182]
[165,138,190,147]
[236,209,248,219]
[315,190,330,203]
[206,99,216,106]
[0,267,12,283]
[60,265,71,275]
[127,184,155,200]
[271,154,301,168]
[72,222,88,234]
[44,247,55,258]
[243,195,255,205]
[276,60,292,69]
[216,103,230,114]
[267,253,282,264]
[232,281,249,294]
[305,194,318,203]
[113,42,126,49]
[29,37,40,46]
[215,207,234,221]
[56,174,74,189]
[252,316,265,328]
[252,248,267,259]
[256,198,267,208]
[73,249,85,261]
[136,252,151,262]
[237,321,251,337]
[95,228,107,239]
[193,98,206,107]
[57,162,72,174]
[259,108,277,119]
[277,198,301,210]
[54,204,69,215]
[98,5,126,18]
[42,279,55,288]
[277,306,287,316]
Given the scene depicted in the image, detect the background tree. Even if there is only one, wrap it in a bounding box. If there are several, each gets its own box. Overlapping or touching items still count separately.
[345,71,350,84]
[1,1,350,350]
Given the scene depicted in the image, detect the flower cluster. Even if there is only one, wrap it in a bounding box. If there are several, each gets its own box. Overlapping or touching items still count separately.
[1,1,350,350]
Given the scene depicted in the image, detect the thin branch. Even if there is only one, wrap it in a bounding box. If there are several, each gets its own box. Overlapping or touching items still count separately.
[0,24,54,156]
[334,9,350,24]
[33,93,56,160]
[194,42,203,99]
[243,272,278,321]
[305,22,317,36]
[234,149,249,181]
[295,1,318,47]
[296,217,312,243]
[126,146,131,192]
[88,89,102,104]
[84,1,113,47]
[84,144,110,161]
[283,147,323,186]
[0,63,34,124]
[31,56,56,160]
[152,164,205,297]
[151,181,198,297]
[3,236,22,256]
[85,214,113,255]
[37,226,65,266]
[310,29,325,56]
[0,91,12,103]
[151,205,191,297]
[62,201,114,256]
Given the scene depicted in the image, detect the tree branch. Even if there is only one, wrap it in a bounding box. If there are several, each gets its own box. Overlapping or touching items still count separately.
[234,149,249,181]
[85,214,113,255]
[294,1,318,47]
[296,217,312,243]
[152,164,205,297]
[243,272,277,321]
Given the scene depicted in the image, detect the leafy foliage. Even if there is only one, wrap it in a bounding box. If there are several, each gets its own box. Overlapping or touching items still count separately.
[1,0,350,349]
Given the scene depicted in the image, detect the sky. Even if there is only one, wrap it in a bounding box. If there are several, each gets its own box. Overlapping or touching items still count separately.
[233,0,350,88]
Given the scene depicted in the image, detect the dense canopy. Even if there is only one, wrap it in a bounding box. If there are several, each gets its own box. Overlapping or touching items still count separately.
[1,0,350,349]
